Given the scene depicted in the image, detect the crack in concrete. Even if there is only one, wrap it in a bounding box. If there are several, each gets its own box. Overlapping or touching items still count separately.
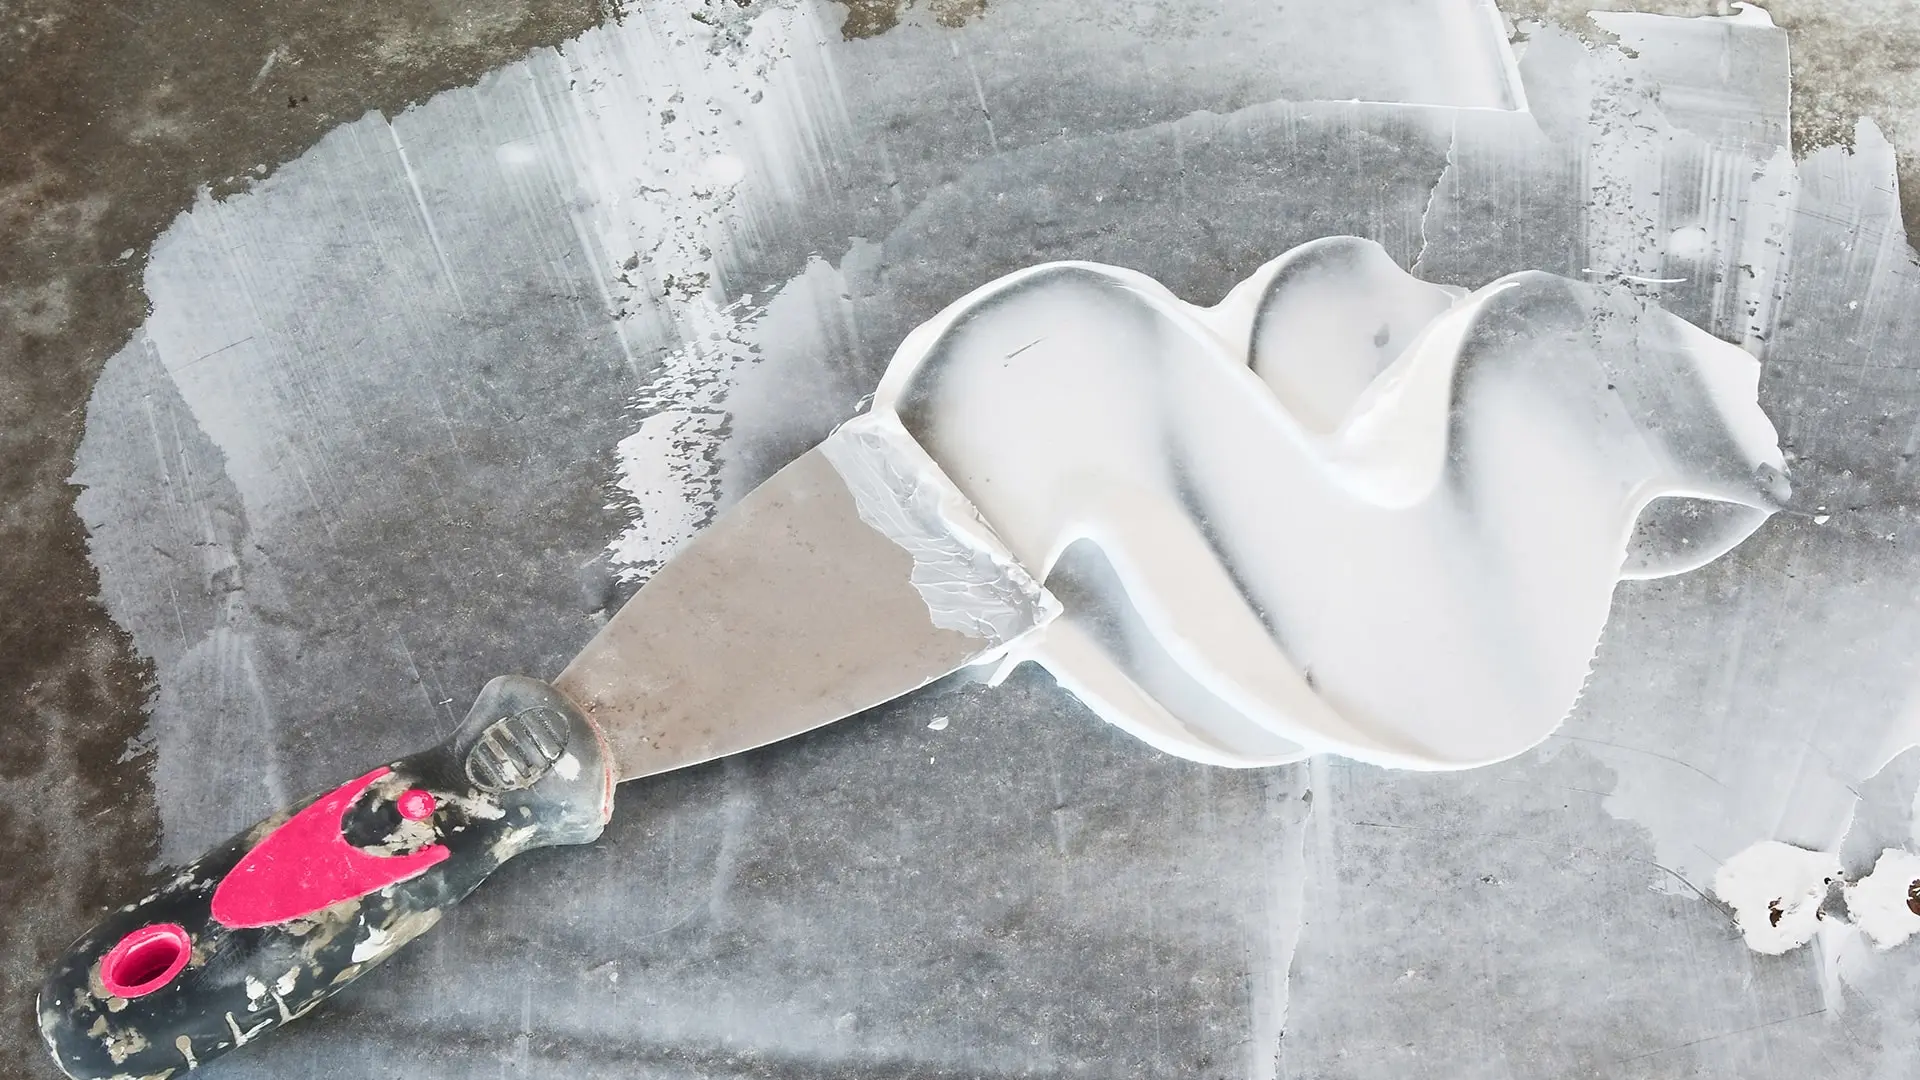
[1412,114,1459,277]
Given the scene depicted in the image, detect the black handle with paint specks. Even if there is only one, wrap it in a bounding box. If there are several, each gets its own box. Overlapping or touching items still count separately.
[37,676,614,1080]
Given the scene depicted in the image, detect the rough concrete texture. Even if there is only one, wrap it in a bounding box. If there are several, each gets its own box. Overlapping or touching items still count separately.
[10,2,1920,1079]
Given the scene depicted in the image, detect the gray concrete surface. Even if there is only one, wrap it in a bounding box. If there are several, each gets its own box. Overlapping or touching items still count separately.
[11,2,1920,1079]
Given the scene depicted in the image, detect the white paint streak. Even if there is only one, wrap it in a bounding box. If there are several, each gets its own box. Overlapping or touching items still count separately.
[1813,914,1861,1017]
[350,923,398,963]
[224,1011,271,1047]
[387,124,468,313]
[1245,767,1311,1080]
[951,37,999,153]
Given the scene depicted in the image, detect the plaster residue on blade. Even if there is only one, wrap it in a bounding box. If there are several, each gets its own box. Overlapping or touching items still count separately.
[816,416,1057,648]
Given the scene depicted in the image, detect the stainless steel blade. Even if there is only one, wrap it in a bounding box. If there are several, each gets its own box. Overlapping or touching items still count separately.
[554,416,1059,781]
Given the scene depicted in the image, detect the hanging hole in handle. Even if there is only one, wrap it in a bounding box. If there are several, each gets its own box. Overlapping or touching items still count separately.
[100,923,192,998]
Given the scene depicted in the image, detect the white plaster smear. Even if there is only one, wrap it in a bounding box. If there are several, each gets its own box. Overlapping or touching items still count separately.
[863,236,1784,770]
[1580,3,1794,356]
[67,0,854,865]
[1518,8,1920,995]
[631,3,1920,936]
[568,2,852,580]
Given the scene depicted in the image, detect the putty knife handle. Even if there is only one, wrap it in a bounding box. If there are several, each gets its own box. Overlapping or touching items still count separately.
[36,675,614,1080]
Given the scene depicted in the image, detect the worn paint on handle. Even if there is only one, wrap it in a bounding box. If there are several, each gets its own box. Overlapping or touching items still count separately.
[37,676,613,1080]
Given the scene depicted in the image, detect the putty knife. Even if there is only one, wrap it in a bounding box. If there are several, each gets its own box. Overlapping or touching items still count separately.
[38,414,1059,1080]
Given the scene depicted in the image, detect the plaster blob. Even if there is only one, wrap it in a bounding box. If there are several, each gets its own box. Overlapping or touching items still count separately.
[869,236,1788,771]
